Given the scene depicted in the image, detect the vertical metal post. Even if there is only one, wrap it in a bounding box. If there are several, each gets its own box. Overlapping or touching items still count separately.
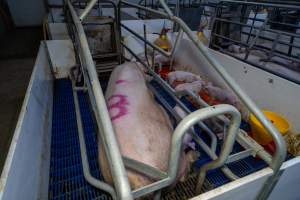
[67,1,133,199]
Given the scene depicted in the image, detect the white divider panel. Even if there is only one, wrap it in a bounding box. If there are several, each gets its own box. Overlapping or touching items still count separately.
[0,44,53,200]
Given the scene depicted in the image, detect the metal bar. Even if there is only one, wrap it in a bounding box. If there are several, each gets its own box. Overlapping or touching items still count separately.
[237,130,272,165]
[121,0,169,18]
[194,105,241,193]
[190,129,238,180]
[170,5,287,168]
[169,104,241,193]
[182,82,272,166]
[131,105,242,198]
[124,42,220,157]
[249,17,269,50]
[212,33,300,64]
[67,1,133,199]
[132,178,170,198]
[220,0,300,9]
[226,149,253,164]
[123,156,168,180]
[241,31,300,51]
[121,23,170,58]
[149,84,221,158]
[124,42,239,185]
[241,16,300,30]
[120,1,286,197]
[246,6,258,44]
[214,17,300,39]
[288,36,295,57]
[71,79,117,199]
[42,41,55,76]
[155,1,286,197]
[170,29,183,68]
[212,43,300,85]
[79,0,98,21]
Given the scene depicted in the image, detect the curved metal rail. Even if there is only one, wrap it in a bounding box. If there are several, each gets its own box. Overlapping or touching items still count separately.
[66,1,133,199]
[118,0,286,199]
[66,0,286,199]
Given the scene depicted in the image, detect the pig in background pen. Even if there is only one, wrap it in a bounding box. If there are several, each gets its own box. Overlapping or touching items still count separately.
[226,44,300,83]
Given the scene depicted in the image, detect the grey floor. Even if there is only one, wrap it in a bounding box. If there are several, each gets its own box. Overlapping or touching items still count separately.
[0,27,42,172]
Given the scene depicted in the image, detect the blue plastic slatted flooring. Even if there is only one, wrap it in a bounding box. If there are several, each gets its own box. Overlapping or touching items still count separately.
[149,80,267,187]
[49,78,267,199]
[49,79,111,200]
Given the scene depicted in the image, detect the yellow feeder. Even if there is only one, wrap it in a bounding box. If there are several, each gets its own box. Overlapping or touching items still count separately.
[154,28,172,52]
[249,110,290,145]
[197,31,209,46]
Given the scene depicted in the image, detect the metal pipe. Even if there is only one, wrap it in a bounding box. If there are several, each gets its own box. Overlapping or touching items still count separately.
[121,0,169,18]
[212,43,300,85]
[194,105,241,193]
[121,23,170,58]
[220,0,300,9]
[67,1,133,199]
[142,0,287,196]
[212,32,300,63]
[122,42,218,147]
[166,104,241,193]
[171,14,286,166]
[181,86,272,165]
[122,43,240,197]
[123,156,168,180]
[71,79,117,199]
[214,17,300,39]
[170,29,183,68]
[130,105,241,198]
[79,0,98,21]
[148,83,238,180]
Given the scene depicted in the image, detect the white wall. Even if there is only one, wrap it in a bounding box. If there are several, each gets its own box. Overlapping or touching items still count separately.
[0,43,53,200]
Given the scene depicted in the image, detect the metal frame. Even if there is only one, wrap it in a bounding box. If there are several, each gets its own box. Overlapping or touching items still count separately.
[64,0,287,199]
[210,0,300,84]
[118,0,286,199]
[66,1,132,199]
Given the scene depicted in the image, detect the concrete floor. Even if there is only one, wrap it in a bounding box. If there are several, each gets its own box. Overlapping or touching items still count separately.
[0,27,42,172]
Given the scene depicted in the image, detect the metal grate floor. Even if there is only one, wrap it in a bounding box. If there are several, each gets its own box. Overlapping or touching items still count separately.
[49,78,268,199]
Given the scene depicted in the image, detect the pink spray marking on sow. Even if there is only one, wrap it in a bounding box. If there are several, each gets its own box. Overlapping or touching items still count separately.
[115,79,128,84]
[107,94,129,121]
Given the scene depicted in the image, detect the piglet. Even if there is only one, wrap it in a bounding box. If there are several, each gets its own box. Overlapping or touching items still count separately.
[204,82,239,107]
[99,62,191,192]
[167,71,203,87]
[227,44,246,54]
[174,80,203,94]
